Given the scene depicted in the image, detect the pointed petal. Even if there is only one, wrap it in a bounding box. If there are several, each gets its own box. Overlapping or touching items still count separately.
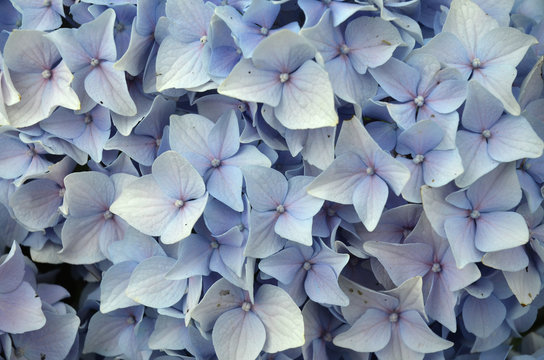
[487,115,544,162]
[126,256,186,308]
[399,310,453,352]
[100,262,140,313]
[474,212,529,252]
[462,295,505,338]
[353,175,389,231]
[242,166,287,211]
[85,62,137,116]
[253,284,305,353]
[333,308,391,352]
[368,57,419,101]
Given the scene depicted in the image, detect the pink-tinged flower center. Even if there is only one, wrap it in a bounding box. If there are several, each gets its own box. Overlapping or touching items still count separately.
[482,129,491,139]
[414,95,425,107]
[366,167,375,176]
[200,35,208,44]
[241,301,251,311]
[413,154,425,164]
[103,210,113,220]
[470,210,480,219]
[389,312,399,322]
[260,27,269,36]
[175,199,184,208]
[471,58,481,69]
[276,204,285,214]
[339,44,350,55]
[211,158,221,168]
[279,73,289,83]
[41,69,51,79]
[90,58,100,67]
[303,261,312,271]
[431,262,442,273]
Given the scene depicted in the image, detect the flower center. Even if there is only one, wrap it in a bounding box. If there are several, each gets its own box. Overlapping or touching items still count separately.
[175,199,184,208]
[84,113,92,124]
[389,312,399,323]
[260,27,269,35]
[115,23,125,32]
[155,137,161,147]
[470,210,480,219]
[200,35,208,44]
[482,129,491,139]
[414,95,425,107]
[322,332,333,342]
[413,154,425,164]
[279,73,289,83]
[339,44,350,55]
[276,204,285,214]
[41,69,51,79]
[303,261,312,271]
[237,103,246,112]
[211,158,221,168]
[471,58,481,69]
[103,210,113,220]
[241,301,251,311]
[210,239,219,249]
[237,223,245,231]
[327,207,336,217]
[366,167,375,176]
[431,262,442,273]
[90,58,100,67]
[58,188,65,197]
[43,0,51,6]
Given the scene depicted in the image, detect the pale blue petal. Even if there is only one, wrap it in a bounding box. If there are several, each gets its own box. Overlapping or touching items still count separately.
[305,264,349,306]
[84,62,137,116]
[126,256,186,308]
[212,309,266,360]
[218,59,283,107]
[242,165,288,211]
[368,57,419,102]
[474,212,529,252]
[463,295,506,338]
[487,115,544,162]
[275,60,338,129]
[352,174,389,231]
[345,16,403,74]
[149,315,189,350]
[253,284,305,353]
[333,308,391,352]
[398,310,453,352]
[245,210,285,258]
[100,261,140,313]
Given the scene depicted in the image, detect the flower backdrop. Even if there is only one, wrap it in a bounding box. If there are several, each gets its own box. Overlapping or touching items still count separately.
[1,0,544,359]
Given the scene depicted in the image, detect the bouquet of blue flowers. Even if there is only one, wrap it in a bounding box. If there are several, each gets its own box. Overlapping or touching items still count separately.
[1,0,544,359]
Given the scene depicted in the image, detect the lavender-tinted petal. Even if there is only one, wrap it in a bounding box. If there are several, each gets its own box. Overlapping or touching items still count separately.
[353,174,389,231]
[84,61,137,116]
[161,195,208,245]
[455,130,499,188]
[0,241,25,293]
[212,308,266,360]
[166,234,212,279]
[422,149,464,188]
[503,258,541,306]
[275,213,313,246]
[100,261,140,313]
[467,162,521,212]
[152,150,206,200]
[474,211,529,252]
[398,309,453,353]
[345,16,403,74]
[11,310,79,360]
[242,165,287,211]
[0,282,46,334]
[246,210,285,258]
[443,216,483,268]
[364,242,433,286]
[253,284,305,353]
[259,246,305,284]
[9,179,62,231]
[218,59,283,107]
[482,246,529,272]
[125,256,186,308]
[463,295,505,338]
[59,214,107,264]
[487,115,544,162]
[64,171,114,217]
[191,278,245,332]
[333,308,391,352]
[305,264,349,306]
[307,153,365,205]
[149,315,189,350]
[368,57,419,102]
[274,60,338,129]
[75,8,117,62]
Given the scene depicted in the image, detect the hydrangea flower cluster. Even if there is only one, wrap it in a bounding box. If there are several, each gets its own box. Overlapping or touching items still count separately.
[1,0,544,359]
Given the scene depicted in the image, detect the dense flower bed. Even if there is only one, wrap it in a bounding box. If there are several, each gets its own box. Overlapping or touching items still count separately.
[1,0,544,359]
